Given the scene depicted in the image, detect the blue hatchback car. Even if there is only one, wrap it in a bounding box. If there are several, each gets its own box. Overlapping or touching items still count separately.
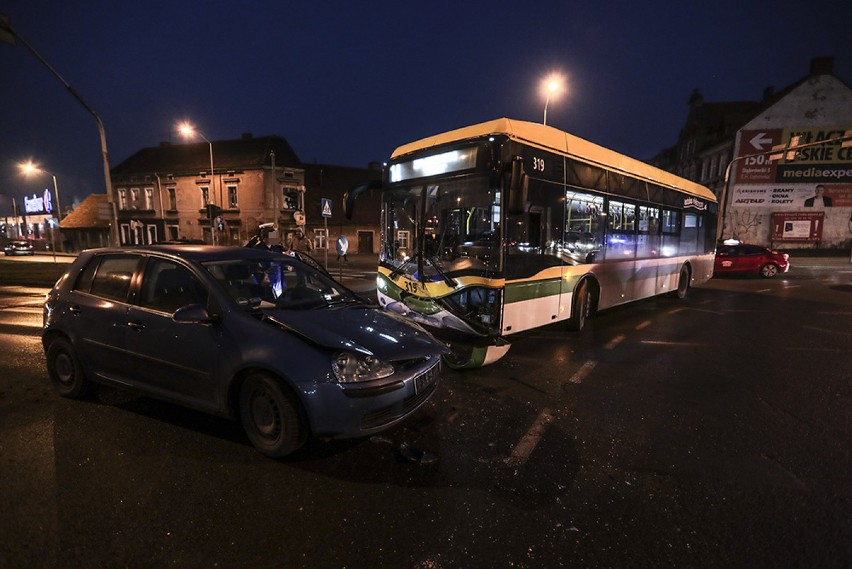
[42,245,447,457]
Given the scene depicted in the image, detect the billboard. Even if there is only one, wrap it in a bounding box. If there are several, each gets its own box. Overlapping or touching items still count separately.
[736,127,852,185]
[770,212,825,241]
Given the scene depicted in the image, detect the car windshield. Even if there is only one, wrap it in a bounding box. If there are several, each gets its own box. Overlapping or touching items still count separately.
[203,256,360,311]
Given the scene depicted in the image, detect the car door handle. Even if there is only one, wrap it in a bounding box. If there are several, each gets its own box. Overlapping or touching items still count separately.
[127,320,145,332]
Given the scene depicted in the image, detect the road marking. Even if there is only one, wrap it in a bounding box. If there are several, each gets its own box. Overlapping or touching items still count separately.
[803,325,850,335]
[505,408,554,466]
[635,320,652,330]
[605,334,626,350]
[567,360,597,384]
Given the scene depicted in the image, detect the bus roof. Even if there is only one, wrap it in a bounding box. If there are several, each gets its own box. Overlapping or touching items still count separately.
[391,117,716,203]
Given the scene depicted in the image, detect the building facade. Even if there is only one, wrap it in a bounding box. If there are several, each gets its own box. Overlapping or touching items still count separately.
[653,57,852,250]
[108,133,379,256]
[110,134,306,247]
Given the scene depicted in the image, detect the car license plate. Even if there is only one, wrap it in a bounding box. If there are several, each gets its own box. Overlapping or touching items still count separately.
[414,363,440,394]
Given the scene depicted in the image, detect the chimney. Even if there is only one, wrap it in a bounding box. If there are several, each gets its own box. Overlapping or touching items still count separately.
[688,89,703,108]
[241,132,253,140]
[810,56,834,76]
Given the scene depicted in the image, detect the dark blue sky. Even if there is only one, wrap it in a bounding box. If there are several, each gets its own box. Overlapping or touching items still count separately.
[2,1,851,214]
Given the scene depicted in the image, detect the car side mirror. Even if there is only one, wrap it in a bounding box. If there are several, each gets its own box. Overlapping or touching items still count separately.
[173,304,217,324]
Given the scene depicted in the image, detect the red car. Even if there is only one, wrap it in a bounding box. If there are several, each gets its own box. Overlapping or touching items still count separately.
[714,243,790,278]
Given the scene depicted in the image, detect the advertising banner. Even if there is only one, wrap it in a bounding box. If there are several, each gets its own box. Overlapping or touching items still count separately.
[770,212,825,241]
[731,183,852,207]
[736,127,852,185]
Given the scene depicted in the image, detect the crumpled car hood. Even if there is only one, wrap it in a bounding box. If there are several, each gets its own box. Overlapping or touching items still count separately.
[262,305,449,360]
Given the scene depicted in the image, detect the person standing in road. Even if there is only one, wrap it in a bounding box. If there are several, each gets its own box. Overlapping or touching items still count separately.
[288,229,314,254]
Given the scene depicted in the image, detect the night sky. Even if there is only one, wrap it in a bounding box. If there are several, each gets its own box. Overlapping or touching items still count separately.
[2,1,851,214]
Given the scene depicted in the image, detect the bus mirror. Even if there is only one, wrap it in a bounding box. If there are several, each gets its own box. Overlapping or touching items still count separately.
[506,157,528,214]
[343,179,382,220]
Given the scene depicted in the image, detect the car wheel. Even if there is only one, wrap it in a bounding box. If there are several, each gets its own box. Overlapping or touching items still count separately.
[760,263,779,278]
[239,372,306,458]
[46,337,89,398]
[670,264,690,299]
[567,280,592,331]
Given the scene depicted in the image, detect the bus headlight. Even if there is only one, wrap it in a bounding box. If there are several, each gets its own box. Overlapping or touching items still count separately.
[331,352,395,383]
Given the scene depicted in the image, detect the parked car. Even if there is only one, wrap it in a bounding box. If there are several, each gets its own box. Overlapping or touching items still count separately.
[42,245,447,457]
[3,239,35,256]
[714,243,790,278]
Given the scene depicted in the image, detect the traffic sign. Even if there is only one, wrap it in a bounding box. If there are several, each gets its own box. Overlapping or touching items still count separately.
[321,198,332,218]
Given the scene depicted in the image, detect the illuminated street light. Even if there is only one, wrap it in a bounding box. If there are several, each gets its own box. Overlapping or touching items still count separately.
[178,121,219,244]
[18,160,62,259]
[542,73,565,126]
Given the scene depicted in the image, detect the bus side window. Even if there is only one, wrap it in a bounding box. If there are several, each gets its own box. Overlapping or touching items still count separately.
[680,213,700,254]
[661,209,680,257]
[636,205,660,258]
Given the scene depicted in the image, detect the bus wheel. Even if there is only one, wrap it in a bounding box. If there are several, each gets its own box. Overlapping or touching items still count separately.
[567,280,592,331]
[671,264,690,299]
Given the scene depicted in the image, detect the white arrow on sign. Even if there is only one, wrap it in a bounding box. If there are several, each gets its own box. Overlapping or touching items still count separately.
[749,132,773,150]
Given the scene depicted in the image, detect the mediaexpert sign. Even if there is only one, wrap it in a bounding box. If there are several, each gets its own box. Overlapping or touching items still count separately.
[736,127,852,185]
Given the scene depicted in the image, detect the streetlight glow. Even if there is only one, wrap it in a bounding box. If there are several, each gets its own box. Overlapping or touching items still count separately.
[177,120,219,244]
[17,159,62,259]
[541,73,565,126]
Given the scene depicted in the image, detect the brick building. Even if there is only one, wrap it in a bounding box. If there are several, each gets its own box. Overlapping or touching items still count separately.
[652,57,852,250]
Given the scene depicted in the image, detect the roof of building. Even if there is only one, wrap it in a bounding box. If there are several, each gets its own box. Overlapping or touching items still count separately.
[111,134,301,180]
[59,194,111,230]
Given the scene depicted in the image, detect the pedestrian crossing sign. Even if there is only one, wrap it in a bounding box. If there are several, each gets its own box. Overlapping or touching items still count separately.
[321,198,332,218]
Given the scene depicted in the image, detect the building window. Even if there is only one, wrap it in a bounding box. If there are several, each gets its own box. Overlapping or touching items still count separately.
[144,187,154,210]
[130,188,139,208]
[118,189,128,210]
[167,224,179,240]
[282,186,299,209]
[200,186,209,207]
[227,185,238,208]
[168,188,177,210]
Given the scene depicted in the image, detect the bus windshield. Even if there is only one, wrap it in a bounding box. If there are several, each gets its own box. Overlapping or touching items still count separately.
[382,174,501,280]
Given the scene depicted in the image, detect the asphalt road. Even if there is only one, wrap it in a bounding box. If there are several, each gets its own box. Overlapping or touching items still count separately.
[1,259,851,568]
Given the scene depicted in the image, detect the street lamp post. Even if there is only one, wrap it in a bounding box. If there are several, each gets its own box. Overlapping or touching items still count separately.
[542,74,564,126]
[19,161,62,261]
[2,16,117,246]
[178,121,218,245]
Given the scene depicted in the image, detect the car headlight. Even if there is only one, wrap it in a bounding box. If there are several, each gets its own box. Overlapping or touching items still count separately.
[331,352,395,383]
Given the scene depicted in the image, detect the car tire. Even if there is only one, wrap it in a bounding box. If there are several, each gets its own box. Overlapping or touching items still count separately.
[567,280,592,331]
[46,337,89,398]
[760,263,779,278]
[239,372,306,458]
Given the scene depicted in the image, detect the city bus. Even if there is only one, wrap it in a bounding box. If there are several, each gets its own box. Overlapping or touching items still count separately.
[346,118,718,368]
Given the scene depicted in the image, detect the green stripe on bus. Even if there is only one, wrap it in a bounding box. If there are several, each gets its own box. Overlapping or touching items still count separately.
[504,279,563,303]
